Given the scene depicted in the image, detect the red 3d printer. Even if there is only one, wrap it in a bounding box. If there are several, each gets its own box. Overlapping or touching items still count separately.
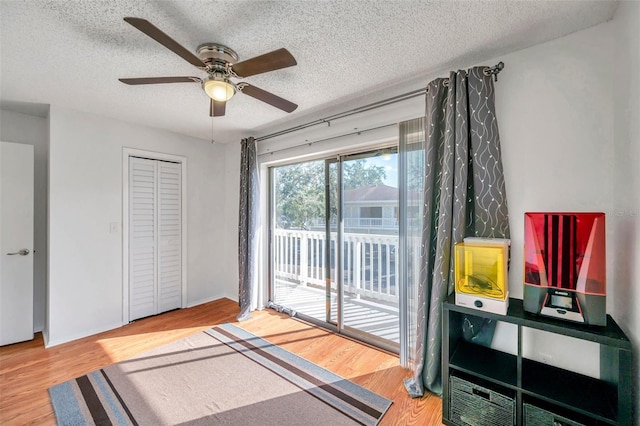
[523,212,606,326]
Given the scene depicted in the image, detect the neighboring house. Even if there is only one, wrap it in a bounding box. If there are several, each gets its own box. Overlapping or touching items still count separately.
[341,184,422,233]
[306,184,421,234]
[344,184,399,230]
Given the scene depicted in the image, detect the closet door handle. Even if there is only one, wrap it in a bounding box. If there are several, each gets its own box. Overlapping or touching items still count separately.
[6,249,29,256]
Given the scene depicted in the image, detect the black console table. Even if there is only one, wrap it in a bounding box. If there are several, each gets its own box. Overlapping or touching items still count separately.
[442,294,632,425]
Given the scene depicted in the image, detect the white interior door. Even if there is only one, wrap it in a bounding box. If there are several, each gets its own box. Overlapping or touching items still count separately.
[129,157,182,321]
[0,141,34,346]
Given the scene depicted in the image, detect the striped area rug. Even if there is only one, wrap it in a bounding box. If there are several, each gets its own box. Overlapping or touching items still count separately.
[49,323,392,425]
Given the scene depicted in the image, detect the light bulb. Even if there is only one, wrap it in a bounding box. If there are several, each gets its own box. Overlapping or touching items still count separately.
[203,78,236,102]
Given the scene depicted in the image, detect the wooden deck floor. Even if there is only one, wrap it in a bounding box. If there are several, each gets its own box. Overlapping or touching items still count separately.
[0,298,442,425]
[274,280,400,344]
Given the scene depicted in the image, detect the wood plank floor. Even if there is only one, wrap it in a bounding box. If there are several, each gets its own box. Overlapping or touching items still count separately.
[0,298,442,425]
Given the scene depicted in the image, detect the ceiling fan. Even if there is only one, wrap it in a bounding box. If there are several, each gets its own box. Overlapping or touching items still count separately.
[119,17,298,117]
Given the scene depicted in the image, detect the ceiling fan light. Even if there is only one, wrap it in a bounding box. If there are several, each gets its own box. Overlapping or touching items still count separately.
[203,78,236,101]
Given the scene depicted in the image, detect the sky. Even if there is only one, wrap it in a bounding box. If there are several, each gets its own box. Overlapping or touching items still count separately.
[366,153,398,187]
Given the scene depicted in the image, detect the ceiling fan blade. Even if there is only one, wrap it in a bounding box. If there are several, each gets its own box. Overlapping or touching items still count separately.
[124,17,206,69]
[231,48,297,78]
[239,83,297,113]
[210,99,226,117]
[119,77,202,85]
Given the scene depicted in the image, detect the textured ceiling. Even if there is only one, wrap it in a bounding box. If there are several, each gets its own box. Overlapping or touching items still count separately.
[0,1,617,143]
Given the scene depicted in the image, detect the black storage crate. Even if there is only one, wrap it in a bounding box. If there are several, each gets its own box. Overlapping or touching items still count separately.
[450,374,515,426]
[524,403,586,426]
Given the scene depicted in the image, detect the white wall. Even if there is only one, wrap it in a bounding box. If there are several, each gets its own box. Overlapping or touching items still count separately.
[222,141,241,302]
[493,15,614,374]
[612,0,640,421]
[0,109,48,332]
[497,21,614,301]
[47,106,227,346]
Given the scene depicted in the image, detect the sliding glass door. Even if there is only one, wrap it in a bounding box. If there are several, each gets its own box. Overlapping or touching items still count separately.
[270,147,399,352]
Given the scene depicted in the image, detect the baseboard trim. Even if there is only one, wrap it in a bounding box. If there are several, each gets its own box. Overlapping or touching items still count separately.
[44,321,124,348]
[41,328,50,347]
[187,293,238,308]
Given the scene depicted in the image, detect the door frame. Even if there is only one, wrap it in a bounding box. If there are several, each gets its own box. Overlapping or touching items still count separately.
[324,157,342,328]
[121,148,188,324]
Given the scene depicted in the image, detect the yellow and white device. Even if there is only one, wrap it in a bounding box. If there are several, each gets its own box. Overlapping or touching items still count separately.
[454,237,510,315]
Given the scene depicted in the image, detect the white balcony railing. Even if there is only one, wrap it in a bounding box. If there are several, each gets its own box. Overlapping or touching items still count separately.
[273,228,399,304]
[312,217,398,229]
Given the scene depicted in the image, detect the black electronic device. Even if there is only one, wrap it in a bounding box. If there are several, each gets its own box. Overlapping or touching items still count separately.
[540,288,583,322]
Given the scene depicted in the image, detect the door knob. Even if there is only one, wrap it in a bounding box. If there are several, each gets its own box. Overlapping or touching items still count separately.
[6,249,29,256]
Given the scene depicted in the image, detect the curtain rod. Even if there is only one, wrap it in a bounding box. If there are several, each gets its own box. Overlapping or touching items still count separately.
[256,89,425,142]
[255,62,504,143]
[257,123,397,157]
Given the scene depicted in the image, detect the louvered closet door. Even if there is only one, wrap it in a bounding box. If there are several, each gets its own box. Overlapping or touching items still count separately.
[129,157,182,321]
[130,158,157,320]
[157,161,182,313]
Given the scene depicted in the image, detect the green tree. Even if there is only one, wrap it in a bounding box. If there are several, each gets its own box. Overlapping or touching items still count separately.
[274,161,324,229]
[274,159,386,229]
[343,159,386,190]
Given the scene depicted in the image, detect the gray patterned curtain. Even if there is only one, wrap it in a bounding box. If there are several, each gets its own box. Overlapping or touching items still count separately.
[404,67,510,396]
[237,137,260,321]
